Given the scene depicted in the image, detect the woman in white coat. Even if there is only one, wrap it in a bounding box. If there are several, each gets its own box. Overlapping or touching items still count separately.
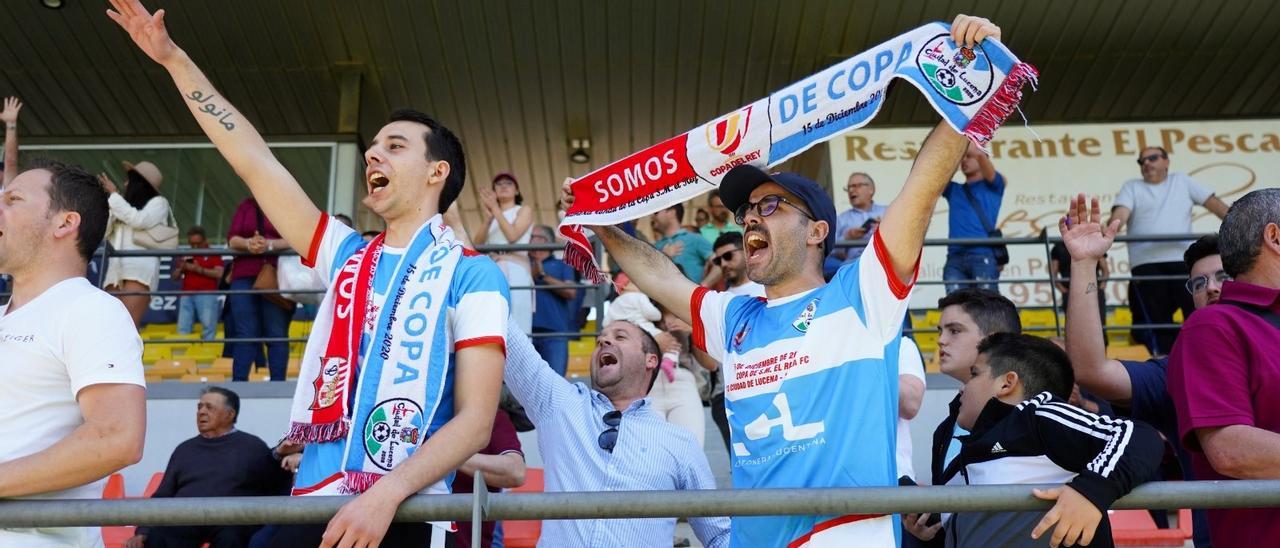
[99,161,171,327]
[472,172,535,333]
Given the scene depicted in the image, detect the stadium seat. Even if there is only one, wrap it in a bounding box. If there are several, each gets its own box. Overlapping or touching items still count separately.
[287,358,302,379]
[102,473,125,499]
[152,358,197,379]
[144,373,164,384]
[503,467,543,548]
[143,472,164,498]
[566,355,590,379]
[1109,508,1192,547]
[1106,345,1152,362]
[204,357,233,377]
[180,373,227,383]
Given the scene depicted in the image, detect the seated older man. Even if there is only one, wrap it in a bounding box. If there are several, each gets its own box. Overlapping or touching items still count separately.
[126,387,292,548]
[503,321,729,548]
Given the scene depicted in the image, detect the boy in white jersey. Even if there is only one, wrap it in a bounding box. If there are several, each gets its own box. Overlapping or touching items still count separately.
[0,160,146,547]
[562,15,1002,547]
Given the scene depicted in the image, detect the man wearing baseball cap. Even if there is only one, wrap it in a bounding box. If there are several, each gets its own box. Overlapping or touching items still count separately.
[562,16,1000,548]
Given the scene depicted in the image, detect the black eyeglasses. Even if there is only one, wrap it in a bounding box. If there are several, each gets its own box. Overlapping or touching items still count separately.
[734,194,816,225]
[1186,269,1230,294]
[597,410,622,453]
[712,248,740,267]
[1137,153,1167,166]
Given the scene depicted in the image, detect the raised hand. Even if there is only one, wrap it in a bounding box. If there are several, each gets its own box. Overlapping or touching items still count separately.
[951,14,1001,47]
[97,173,119,194]
[1058,193,1120,262]
[106,0,182,67]
[0,97,21,125]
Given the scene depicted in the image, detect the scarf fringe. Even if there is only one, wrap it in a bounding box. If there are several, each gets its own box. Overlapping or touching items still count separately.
[563,240,607,285]
[285,419,349,444]
[339,471,384,494]
[962,62,1040,150]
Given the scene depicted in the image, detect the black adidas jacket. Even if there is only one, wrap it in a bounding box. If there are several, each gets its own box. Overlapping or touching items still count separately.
[943,392,1164,548]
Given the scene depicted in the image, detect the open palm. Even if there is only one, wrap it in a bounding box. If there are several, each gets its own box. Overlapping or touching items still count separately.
[0,97,21,125]
[1057,194,1120,262]
[107,0,181,66]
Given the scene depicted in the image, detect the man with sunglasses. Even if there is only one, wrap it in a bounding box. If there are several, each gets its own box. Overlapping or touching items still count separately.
[1062,194,1223,546]
[563,15,1001,546]
[501,320,729,547]
[708,232,765,298]
[1109,147,1230,356]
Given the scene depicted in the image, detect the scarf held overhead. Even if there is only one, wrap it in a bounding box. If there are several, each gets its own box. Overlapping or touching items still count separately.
[286,218,462,494]
[558,21,1037,282]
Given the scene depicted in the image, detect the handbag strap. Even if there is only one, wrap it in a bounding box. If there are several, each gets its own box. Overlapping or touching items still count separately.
[960,183,997,234]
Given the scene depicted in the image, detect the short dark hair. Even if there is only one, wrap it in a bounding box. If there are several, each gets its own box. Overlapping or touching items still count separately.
[1183,234,1220,270]
[978,333,1074,399]
[1139,146,1168,157]
[361,230,381,239]
[937,288,1022,336]
[1219,189,1280,277]
[386,109,467,213]
[30,159,109,262]
[667,203,685,223]
[186,225,207,238]
[707,189,722,205]
[713,231,744,250]
[202,386,241,423]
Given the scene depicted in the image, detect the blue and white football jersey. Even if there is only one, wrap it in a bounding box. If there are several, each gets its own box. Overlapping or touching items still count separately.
[693,233,913,547]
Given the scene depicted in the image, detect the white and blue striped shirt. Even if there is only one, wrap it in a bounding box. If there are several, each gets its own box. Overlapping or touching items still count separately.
[504,325,730,548]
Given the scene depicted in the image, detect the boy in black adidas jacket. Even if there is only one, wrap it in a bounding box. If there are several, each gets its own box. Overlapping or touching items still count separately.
[947,333,1163,548]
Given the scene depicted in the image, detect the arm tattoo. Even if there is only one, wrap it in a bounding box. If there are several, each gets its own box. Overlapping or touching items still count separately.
[1085,282,1097,294]
[185,89,237,131]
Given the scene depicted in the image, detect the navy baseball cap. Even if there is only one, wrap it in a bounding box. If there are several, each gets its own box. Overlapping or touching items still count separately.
[718,165,839,257]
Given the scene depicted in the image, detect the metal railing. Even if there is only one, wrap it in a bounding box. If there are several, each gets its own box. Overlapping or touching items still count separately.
[1,480,1275,531]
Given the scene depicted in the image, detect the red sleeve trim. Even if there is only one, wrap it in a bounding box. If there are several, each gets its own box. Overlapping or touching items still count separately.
[873,232,918,300]
[456,336,507,356]
[787,514,885,548]
[301,214,329,269]
[691,286,710,353]
[462,248,482,257]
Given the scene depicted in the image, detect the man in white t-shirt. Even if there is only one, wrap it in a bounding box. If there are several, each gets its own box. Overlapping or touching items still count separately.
[1109,147,1229,356]
[0,160,147,547]
[896,336,926,483]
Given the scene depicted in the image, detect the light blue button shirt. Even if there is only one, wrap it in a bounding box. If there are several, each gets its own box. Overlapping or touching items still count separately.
[504,325,730,548]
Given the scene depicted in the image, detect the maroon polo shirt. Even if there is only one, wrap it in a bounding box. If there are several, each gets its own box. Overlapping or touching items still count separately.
[1168,280,1280,546]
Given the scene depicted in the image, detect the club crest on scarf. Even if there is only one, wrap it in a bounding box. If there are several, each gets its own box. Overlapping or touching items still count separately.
[311,356,348,410]
[917,34,994,105]
[363,398,426,471]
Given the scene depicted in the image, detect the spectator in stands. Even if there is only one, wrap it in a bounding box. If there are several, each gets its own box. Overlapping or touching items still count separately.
[473,172,535,333]
[1061,194,1220,545]
[451,410,525,548]
[360,230,378,242]
[708,231,765,297]
[501,322,729,547]
[173,225,225,341]
[699,190,742,244]
[112,7,509,545]
[941,143,1007,293]
[126,387,292,548]
[905,288,1021,543]
[896,337,926,483]
[834,172,886,265]
[1110,147,1229,356]
[529,225,577,376]
[605,273,681,384]
[226,198,293,381]
[0,97,20,300]
[333,213,353,228]
[694,207,710,230]
[651,203,713,283]
[2,96,21,186]
[100,161,173,327]
[0,160,145,546]
[1168,189,1280,547]
[648,307,710,446]
[949,333,1163,548]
